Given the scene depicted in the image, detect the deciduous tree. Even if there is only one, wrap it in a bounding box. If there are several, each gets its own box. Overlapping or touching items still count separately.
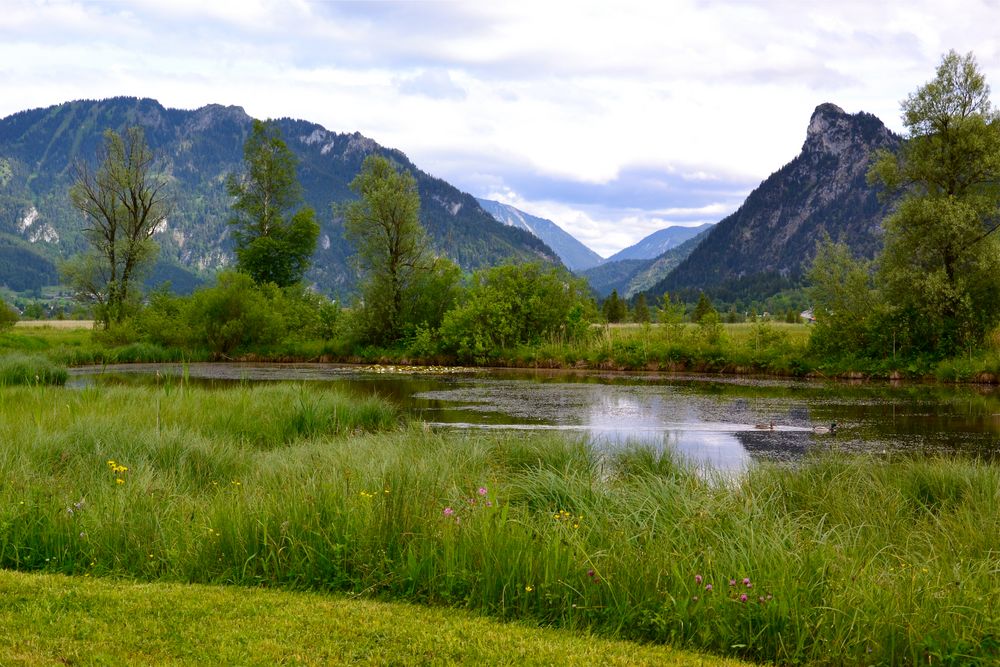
[65,127,171,328]
[869,50,1000,356]
[228,120,319,287]
[342,155,435,344]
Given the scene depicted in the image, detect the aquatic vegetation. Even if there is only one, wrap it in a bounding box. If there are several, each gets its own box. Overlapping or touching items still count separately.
[0,382,996,665]
[0,353,67,386]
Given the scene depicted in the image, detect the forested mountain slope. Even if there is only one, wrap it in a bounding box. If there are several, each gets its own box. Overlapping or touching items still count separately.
[0,97,561,295]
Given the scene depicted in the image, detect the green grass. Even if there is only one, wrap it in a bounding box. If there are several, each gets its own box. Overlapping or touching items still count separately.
[0,382,998,664]
[0,353,67,386]
[0,570,744,666]
[7,321,1000,383]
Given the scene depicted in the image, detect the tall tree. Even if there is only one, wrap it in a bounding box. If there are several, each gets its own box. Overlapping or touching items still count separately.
[602,289,627,323]
[228,120,319,287]
[869,51,1000,356]
[692,292,716,323]
[632,293,651,323]
[65,127,170,328]
[343,155,433,344]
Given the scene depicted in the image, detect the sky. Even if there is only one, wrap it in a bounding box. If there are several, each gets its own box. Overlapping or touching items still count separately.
[2,1,1000,257]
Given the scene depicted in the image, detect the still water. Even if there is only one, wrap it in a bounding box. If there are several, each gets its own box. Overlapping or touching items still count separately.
[71,363,1000,470]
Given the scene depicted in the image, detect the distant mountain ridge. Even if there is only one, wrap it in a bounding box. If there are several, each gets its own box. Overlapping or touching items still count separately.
[651,103,900,302]
[0,97,561,295]
[475,198,603,271]
[604,223,714,263]
[581,226,711,298]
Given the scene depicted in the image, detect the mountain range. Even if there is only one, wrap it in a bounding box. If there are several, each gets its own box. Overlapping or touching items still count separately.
[474,199,718,293]
[1,98,902,308]
[474,198,602,272]
[0,97,560,296]
[603,223,713,263]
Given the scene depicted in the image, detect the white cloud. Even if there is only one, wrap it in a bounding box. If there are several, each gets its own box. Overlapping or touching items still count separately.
[3,0,1000,253]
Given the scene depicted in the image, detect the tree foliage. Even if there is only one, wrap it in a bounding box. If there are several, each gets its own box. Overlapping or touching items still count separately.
[691,292,716,323]
[807,235,885,357]
[869,50,1000,356]
[601,290,627,323]
[137,272,341,355]
[0,299,17,330]
[632,293,651,323]
[343,155,437,345]
[440,263,593,361]
[228,120,319,288]
[65,127,170,328]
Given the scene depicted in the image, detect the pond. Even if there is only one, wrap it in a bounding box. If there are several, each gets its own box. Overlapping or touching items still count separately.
[70,363,1000,470]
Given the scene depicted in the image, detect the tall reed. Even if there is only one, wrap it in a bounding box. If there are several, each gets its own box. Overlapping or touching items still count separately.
[0,383,996,664]
[0,353,67,386]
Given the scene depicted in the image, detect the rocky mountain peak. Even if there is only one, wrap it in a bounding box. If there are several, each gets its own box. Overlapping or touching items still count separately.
[802,103,854,155]
[188,104,250,131]
[801,102,896,157]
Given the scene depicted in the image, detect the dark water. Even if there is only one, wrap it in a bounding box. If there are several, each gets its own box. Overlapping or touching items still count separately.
[70,363,1000,470]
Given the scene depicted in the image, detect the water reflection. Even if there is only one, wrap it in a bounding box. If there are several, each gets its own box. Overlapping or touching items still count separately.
[69,363,1000,470]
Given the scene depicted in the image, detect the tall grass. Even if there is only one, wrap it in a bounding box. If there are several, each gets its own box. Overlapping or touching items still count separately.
[0,383,997,664]
[0,353,67,386]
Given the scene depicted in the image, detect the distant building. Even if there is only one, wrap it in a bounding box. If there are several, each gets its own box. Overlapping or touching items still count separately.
[800,309,815,323]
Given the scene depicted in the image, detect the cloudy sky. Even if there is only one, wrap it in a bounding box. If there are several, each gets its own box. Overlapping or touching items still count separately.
[2,1,999,256]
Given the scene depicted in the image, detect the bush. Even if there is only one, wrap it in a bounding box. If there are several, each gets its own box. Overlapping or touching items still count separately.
[186,272,287,355]
[0,300,17,330]
[440,263,594,360]
[137,287,193,348]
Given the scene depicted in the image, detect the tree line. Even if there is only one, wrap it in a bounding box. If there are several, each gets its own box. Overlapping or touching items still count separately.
[50,118,595,359]
[6,50,996,366]
[808,50,1000,361]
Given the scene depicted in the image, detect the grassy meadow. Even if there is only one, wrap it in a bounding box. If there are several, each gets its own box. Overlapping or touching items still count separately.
[0,380,997,664]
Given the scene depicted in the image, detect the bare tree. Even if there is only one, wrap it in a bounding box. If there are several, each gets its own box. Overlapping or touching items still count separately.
[65,127,171,327]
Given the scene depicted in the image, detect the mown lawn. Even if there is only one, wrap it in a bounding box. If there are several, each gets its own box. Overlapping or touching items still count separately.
[0,570,745,666]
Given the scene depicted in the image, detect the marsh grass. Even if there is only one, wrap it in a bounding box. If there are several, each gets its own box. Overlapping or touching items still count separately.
[0,383,997,664]
[0,353,67,385]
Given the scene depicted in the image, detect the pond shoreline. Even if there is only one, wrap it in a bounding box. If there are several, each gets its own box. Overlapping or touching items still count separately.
[185,352,1000,388]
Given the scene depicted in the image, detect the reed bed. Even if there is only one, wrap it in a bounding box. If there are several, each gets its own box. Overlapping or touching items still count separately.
[0,383,996,664]
[0,353,68,386]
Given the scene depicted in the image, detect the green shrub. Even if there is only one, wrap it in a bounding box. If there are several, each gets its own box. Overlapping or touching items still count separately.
[440,263,594,360]
[186,272,287,354]
[0,300,17,331]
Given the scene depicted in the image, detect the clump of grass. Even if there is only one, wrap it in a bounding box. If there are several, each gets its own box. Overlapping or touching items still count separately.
[0,384,997,665]
[0,353,67,386]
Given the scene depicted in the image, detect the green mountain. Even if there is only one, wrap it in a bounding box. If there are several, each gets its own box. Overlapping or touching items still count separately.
[475,198,603,271]
[581,227,711,298]
[579,258,652,298]
[0,97,560,295]
[650,103,900,303]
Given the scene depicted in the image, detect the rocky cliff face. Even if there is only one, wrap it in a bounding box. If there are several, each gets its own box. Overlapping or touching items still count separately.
[652,103,899,301]
[0,97,560,295]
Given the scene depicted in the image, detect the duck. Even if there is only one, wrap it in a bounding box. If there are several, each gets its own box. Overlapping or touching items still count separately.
[812,422,837,434]
[753,420,775,430]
